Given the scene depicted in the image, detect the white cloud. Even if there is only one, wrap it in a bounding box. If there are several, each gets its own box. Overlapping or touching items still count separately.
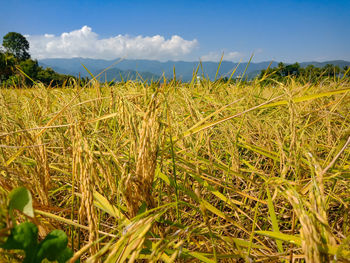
[200,51,242,62]
[26,26,198,60]
[254,48,263,54]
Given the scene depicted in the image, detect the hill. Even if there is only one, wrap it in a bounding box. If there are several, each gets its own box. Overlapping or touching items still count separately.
[38,58,159,82]
[38,58,350,82]
[93,68,159,82]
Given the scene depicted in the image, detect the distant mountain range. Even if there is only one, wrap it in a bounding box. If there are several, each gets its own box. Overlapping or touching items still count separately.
[38,58,350,82]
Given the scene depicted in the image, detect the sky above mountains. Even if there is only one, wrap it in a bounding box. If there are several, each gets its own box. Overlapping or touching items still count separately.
[1,0,349,62]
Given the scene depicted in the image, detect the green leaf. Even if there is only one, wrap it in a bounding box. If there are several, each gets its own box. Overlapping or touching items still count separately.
[255,231,301,246]
[201,200,248,234]
[183,249,216,263]
[8,187,34,218]
[255,231,350,259]
[56,247,74,263]
[266,189,284,253]
[93,191,129,223]
[1,222,38,250]
[260,87,350,109]
[137,201,148,215]
[220,236,265,249]
[1,222,38,263]
[36,229,70,262]
[156,167,172,186]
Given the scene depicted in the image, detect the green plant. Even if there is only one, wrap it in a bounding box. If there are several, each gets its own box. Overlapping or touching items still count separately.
[0,187,74,263]
[2,32,30,61]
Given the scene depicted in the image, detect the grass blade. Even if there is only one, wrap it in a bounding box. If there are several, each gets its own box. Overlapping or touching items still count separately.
[266,188,284,253]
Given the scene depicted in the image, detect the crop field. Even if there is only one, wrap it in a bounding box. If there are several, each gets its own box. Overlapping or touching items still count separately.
[0,76,349,262]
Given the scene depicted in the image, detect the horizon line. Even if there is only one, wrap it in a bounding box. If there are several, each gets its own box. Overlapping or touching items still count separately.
[36,57,350,64]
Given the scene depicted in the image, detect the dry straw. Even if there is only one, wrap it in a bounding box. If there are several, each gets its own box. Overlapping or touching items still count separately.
[72,124,99,256]
[123,93,162,218]
[284,151,337,262]
[0,75,349,262]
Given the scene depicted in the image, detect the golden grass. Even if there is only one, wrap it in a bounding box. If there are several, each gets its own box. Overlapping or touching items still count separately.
[0,76,349,262]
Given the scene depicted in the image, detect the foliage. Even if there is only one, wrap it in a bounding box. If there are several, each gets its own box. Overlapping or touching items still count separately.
[1,32,76,87]
[0,55,75,87]
[1,223,73,263]
[18,59,40,85]
[259,62,346,83]
[36,67,75,87]
[2,32,30,61]
[0,51,16,82]
[8,187,34,218]
[0,187,74,263]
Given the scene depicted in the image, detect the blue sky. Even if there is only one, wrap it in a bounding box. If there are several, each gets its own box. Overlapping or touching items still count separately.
[0,0,349,62]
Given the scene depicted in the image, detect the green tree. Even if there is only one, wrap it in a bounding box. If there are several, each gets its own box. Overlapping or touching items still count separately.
[322,64,340,77]
[19,59,39,77]
[283,63,300,77]
[37,67,60,85]
[277,62,285,71]
[19,59,40,84]
[303,64,319,81]
[2,32,30,61]
[0,51,16,83]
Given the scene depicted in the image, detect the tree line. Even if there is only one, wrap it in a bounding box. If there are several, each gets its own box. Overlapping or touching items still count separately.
[0,32,80,87]
[259,62,349,83]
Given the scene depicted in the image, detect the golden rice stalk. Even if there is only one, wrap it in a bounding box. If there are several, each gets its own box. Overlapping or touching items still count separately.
[123,93,161,218]
[286,185,336,263]
[27,136,50,206]
[95,160,118,197]
[72,125,99,256]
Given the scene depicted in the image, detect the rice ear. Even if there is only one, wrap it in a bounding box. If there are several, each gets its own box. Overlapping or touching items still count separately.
[123,93,162,218]
[72,124,99,256]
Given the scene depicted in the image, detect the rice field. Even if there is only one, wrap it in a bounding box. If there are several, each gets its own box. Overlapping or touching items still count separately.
[0,76,349,262]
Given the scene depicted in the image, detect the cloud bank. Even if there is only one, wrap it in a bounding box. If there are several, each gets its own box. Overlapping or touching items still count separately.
[200,51,243,62]
[26,26,198,61]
